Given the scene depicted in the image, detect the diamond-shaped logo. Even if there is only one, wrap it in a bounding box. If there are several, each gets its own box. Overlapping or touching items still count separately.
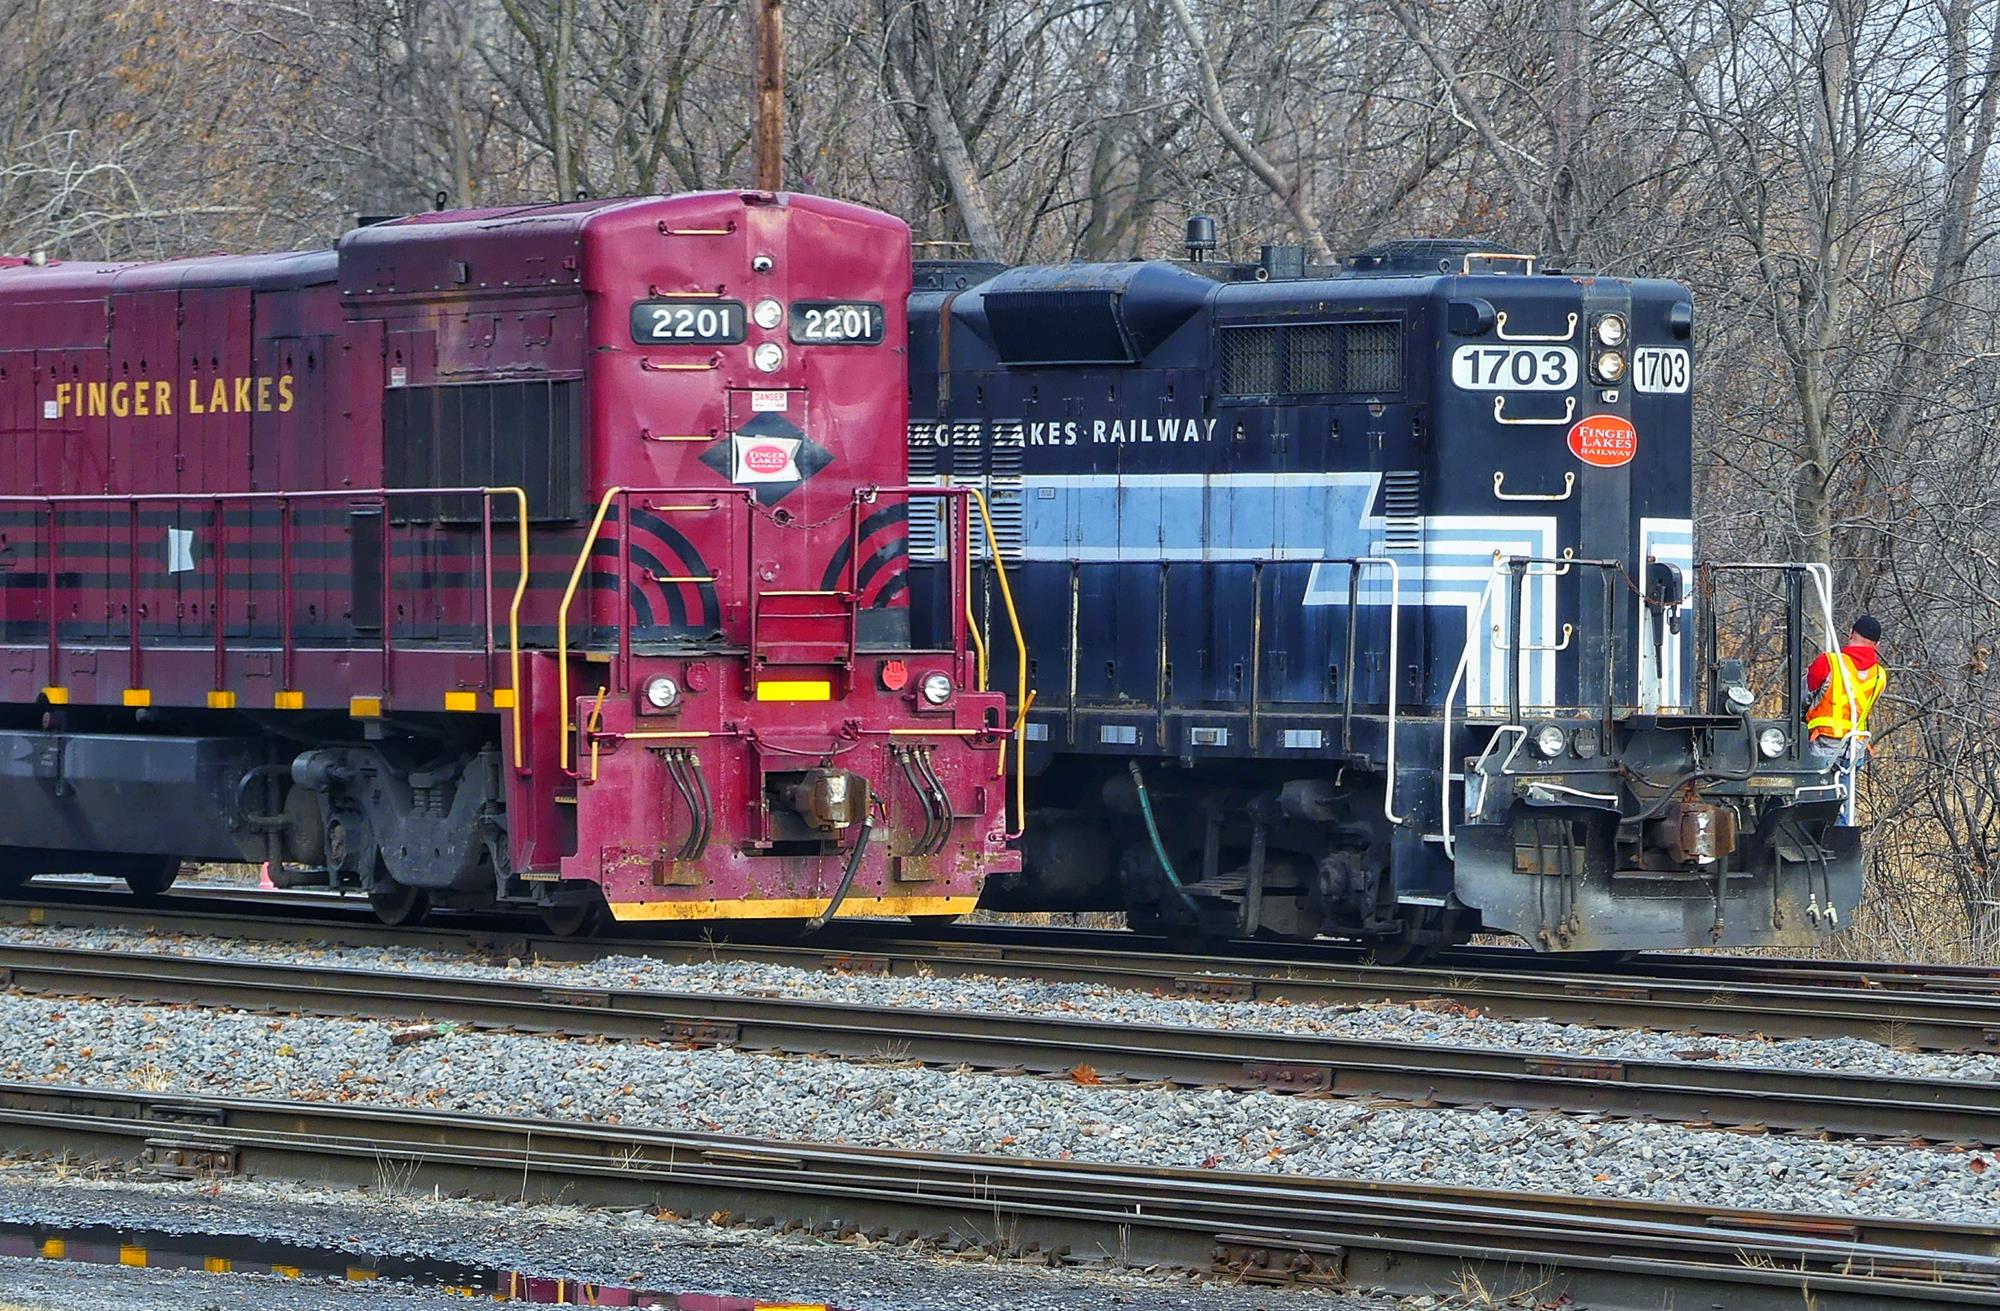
[698,413,832,505]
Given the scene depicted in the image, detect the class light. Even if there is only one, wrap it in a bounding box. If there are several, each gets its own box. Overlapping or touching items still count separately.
[1530,722,1568,759]
[642,676,680,710]
[1758,726,1789,759]
[920,672,953,705]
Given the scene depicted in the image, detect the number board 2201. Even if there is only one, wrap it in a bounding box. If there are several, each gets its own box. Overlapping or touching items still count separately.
[630,299,746,345]
[790,301,885,345]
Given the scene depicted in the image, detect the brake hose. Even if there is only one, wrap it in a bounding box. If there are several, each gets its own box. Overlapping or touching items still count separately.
[1127,762,1200,914]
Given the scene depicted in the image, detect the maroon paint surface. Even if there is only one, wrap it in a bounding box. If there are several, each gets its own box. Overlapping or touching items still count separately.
[0,193,1015,912]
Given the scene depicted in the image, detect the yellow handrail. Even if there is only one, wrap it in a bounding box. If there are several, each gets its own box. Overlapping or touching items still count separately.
[962,485,1029,836]
[487,487,531,769]
[557,486,623,771]
[960,494,990,693]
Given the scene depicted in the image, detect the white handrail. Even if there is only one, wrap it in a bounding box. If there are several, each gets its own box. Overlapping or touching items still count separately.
[1493,470,1576,502]
[1493,395,1578,426]
[1439,571,1505,858]
[1352,557,1405,824]
[1495,310,1577,342]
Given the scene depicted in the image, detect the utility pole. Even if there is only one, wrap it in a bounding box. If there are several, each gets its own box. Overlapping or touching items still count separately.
[753,0,784,191]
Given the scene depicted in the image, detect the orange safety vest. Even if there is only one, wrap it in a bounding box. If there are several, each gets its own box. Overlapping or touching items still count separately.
[1806,651,1886,742]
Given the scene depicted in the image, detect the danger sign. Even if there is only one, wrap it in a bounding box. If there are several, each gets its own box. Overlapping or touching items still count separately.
[1567,414,1638,468]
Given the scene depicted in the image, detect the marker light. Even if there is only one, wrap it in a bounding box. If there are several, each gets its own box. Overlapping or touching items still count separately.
[753,342,784,373]
[1530,722,1568,759]
[1758,727,1789,759]
[920,672,953,705]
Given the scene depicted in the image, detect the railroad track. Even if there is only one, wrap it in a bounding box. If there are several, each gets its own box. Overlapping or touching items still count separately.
[0,940,1995,1144]
[6,884,2000,1051]
[2,1079,1995,1310]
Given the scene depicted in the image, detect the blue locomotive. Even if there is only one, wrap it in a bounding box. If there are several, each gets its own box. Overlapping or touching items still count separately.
[906,230,1863,959]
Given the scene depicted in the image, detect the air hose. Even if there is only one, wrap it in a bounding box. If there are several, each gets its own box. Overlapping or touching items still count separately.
[803,812,876,935]
[1127,762,1200,914]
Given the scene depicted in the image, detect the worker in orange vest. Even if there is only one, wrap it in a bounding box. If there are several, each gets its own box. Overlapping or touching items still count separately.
[1805,614,1886,773]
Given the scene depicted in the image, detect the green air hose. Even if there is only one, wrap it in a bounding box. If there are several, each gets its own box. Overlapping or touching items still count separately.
[1127,761,1200,914]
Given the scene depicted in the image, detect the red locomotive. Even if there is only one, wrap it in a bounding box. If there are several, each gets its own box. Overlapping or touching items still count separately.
[0,191,1022,931]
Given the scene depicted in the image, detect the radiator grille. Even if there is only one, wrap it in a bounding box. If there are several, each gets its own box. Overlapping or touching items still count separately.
[906,422,943,559]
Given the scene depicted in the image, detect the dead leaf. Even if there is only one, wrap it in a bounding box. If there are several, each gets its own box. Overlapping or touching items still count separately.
[1069,1064,1100,1085]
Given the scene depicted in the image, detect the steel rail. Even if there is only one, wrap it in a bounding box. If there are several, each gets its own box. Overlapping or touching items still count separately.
[0,1080,1994,1309]
[6,885,2000,1052]
[1,942,1996,1146]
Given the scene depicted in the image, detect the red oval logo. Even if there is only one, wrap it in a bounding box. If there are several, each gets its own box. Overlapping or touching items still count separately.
[743,443,791,475]
[1567,414,1638,468]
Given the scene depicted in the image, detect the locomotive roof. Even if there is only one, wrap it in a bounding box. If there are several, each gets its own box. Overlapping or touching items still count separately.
[920,256,1686,368]
[0,249,338,295]
[0,191,899,304]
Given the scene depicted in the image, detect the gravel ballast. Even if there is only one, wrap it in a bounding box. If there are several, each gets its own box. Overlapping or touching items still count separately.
[0,1160,1395,1311]
[0,990,1995,1225]
[2,921,1993,1086]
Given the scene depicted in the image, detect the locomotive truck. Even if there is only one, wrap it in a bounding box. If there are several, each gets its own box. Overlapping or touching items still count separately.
[0,191,1020,932]
[907,233,1863,960]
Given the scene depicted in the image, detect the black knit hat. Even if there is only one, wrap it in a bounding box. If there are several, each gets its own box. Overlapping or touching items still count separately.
[1852,614,1883,642]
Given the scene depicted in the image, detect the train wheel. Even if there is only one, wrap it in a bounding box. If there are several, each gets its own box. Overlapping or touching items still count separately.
[368,879,430,927]
[540,893,610,938]
[121,857,181,900]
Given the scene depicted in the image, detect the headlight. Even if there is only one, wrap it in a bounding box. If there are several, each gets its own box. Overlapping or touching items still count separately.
[753,298,783,330]
[753,342,784,373]
[1594,313,1628,347]
[1592,350,1626,383]
[642,676,680,710]
[1530,722,1567,759]
[919,672,953,705]
[1758,727,1789,759]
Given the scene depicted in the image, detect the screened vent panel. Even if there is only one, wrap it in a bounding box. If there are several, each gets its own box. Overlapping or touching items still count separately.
[1285,324,1339,393]
[1219,326,1282,395]
[1380,470,1423,552]
[1345,322,1402,393]
[1218,320,1403,398]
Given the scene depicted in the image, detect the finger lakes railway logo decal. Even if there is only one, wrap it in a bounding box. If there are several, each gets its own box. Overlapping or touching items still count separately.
[701,412,833,504]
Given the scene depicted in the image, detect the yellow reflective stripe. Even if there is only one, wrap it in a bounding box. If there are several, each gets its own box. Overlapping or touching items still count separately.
[755,679,831,702]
